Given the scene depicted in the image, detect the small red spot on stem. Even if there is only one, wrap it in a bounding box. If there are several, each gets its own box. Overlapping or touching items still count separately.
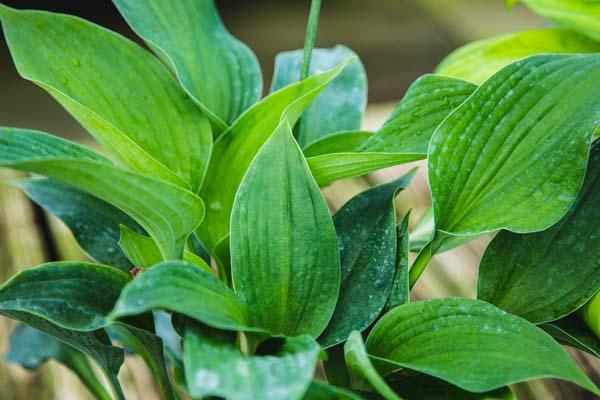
[129,267,143,277]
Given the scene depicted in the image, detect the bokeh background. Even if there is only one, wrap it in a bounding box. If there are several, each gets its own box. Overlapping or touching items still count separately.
[2,1,598,399]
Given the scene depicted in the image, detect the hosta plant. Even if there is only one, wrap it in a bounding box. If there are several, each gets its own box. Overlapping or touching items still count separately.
[0,0,600,399]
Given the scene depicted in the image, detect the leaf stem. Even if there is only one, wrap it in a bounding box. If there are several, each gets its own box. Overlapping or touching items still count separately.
[300,0,322,81]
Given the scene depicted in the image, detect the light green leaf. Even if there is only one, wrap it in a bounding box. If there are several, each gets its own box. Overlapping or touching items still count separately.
[307,152,423,187]
[113,0,262,129]
[0,262,129,331]
[319,172,415,348]
[230,122,340,337]
[302,381,366,400]
[198,60,350,251]
[110,261,254,332]
[581,291,600,339]
[477,140,600,323]
[303,131,374,157]
[0,5,211,189]
[366,298,599,394]
[6,323,112,400]
[184,324,320,400]
[14,178,142,271]
[0,128,205,260]
[345,331,400,400]
[429,54,600,236]
[384,214,410,312]
[520,0,600,40]
[541,315,600,358]
[436,28,600,85]
[360,74,477,154]
[271,46,367,146]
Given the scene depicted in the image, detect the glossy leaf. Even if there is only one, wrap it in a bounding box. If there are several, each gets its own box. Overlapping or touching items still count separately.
[541,315,600,358]
[6,324,112,400]
[14,178,141,271]
[436,28,600,84]
[518,0,600,40]
[198,61,349,251]
[230,122,340,337]
[366,298,599,394]
[303,131,373,157]
[0,128,205,260]
[110,261,254,332]
[0,262,129,331]
[477,141,600,323]
[581,291,600,339]
[113,0,262,129]
[184,324,320,400]
[0,6,212,189]
[319,172,415,348]
[384,214,410,312]
[429,54,600,236]
[359,74,477,154]
[271,46,367,146]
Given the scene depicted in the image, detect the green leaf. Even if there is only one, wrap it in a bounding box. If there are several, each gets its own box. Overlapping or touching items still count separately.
[14,178,141,271]
[0,128,205,260]
[303,131,373,157]
[118,226,211,272]
[6,323,112,400]
[366,298,599,394]
[429,54,600,236]
[0,262,129,331]
[271,46,367,146]
[110,261,254,332]
[230,121,340,337]
[581,291,600,339]
[541,315,600,358]
[436,28,600,85]
[113,0,261,129]
[184,324,320,400]
[198,60,350,251]
[0,5,211,189]
[359,74,477,154]
[302,381,366,400]
[477,140,600,323]
[384,214,410,312]
[319,172,415,348]
[307,152,423,187]
[345,331,400,400]
[519,0,600,40]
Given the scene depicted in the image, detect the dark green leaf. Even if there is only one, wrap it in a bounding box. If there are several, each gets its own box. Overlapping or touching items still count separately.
[366,298,599,394]
[429,54,600,236]
[319,172,415,348]
[271,46,367,146]
[303,131,374,157]
[113,0,261,129]
[302,381,367,400]
[230,122,340,337]
[541,314,600,358]
[478,141,600,322]
[110,261,254,332]
[0,5,211,189]
[184,324,320,400]
[518,0,600,40]
[6,323,112,400]
[384,214,410,312]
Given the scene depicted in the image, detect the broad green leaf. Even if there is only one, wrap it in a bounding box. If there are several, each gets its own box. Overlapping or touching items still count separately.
[0,128,205,260]
[184,324,320,400]
[0,5,211,189]
[519,0,600,40]
[384,214,410,312]
[345,331,400,400]
[271,46,367,146]
[429,54,600,236]
[319,172,415,348]
[477,141,600,323]
[303,131,374,157]
[230,122,340,337]
[366,298,599,394]
[118,226,211,272]
[581,291,600,338]
[14,178,142,271]
[541,315,600,357]
[359,74,477,154]
[302,381,366,400]
[2,311,125,400]
[6,324,112,400]
[113,0,262,129]
[436,28,600,84]
[307,152,423,187]
[198,61,350,251]
[0,262,129,331]
[110,261,254,332]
